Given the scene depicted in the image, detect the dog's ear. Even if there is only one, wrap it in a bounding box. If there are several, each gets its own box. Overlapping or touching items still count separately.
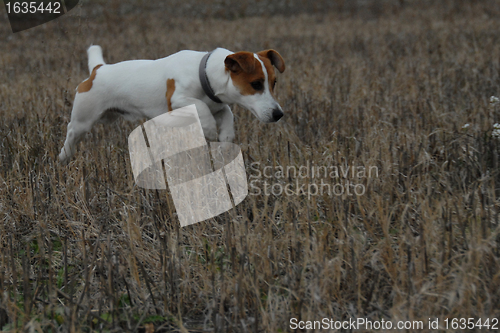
[225,52,256,73]
[257,49,285,73]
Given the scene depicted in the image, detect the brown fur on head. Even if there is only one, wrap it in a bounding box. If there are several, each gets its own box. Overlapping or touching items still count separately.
[257,49,285,94]
[224,50,285,95]
[224,51,256,73]
[257,49,285,73]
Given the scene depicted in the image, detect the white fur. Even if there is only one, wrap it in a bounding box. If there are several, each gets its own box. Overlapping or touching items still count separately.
[59,46,283,164]
[87,45,105,72]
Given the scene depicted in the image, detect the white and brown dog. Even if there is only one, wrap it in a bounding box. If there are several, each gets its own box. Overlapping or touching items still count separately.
[59,45,285,164]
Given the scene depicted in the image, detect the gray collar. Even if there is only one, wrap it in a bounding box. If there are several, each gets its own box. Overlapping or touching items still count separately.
[199,51,223,104]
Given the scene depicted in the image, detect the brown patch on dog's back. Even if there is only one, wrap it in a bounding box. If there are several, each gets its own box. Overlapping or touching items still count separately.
[166,79,176,111]
[225,52,265,95]
[77,64,103,93]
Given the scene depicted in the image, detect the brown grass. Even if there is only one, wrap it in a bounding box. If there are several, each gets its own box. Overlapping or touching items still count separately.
[1,0,500,332]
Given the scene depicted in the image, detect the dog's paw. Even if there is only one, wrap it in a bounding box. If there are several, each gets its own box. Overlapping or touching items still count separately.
[219,130,235,143]
[59,154,69,165]
[58,148,72,165]
[203,126,218,142]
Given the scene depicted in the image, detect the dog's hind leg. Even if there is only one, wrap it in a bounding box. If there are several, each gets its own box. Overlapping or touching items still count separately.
[59,95,102,164]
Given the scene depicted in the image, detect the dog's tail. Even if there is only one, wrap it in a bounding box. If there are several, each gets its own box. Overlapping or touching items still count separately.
[87,45,105,73]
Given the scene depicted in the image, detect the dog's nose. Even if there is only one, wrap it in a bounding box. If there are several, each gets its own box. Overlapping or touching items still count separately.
[272,108,284,122]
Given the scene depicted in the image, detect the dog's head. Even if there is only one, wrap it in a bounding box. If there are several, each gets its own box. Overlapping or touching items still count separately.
[224,50,285,123]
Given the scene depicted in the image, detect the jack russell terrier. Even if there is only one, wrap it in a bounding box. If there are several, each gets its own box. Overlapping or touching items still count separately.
[59,45,285,164]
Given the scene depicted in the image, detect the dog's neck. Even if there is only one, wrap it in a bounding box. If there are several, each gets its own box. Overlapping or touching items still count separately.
[204,48,232,103]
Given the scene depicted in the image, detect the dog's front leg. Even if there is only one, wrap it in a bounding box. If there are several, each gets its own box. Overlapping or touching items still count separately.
[215,105,235,142]
[174,98,218,141]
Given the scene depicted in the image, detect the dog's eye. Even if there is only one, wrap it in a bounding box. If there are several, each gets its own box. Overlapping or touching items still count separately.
[272,79,277,89]
[251,81,264,91]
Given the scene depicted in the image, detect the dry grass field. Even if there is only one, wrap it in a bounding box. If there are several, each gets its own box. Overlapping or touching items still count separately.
[1,0,500,331]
